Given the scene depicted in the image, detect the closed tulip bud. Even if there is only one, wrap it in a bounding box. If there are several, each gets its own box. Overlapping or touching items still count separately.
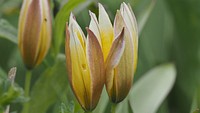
[18,0,52,69]
[65,14,105,111]
[89,3,138,103]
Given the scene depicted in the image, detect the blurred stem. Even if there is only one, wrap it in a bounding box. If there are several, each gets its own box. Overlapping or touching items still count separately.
[111,103,117,113]
[22,70,32,113]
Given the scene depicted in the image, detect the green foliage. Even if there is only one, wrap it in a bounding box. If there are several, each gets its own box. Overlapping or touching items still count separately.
[0,68,26,111]
[0,19,17,44]
[26,54,68,113]
[166,0,200,112]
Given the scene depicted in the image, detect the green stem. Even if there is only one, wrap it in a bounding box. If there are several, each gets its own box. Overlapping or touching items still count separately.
[22,70,32,113]
[111,103,117,113]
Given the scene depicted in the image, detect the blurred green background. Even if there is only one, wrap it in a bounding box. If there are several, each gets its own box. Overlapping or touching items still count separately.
[0,0,200,113]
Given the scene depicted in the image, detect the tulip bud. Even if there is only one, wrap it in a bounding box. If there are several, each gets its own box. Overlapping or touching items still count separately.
[65,14,105,111]
[89,3,138,103]
[18,0,52,69]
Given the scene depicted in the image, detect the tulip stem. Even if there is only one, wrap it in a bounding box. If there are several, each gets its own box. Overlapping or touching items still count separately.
[84,111,92,113]
[22,70,32,113]
[111,103,117,113]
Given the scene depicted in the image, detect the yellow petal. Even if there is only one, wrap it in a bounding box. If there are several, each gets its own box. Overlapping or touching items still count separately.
[86,28,104,110]
[98,3,114,60]
[68,21,91,110]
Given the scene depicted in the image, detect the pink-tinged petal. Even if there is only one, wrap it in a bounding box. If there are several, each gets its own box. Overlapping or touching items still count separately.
[89,11,102,47]
[98,3,114,60]
[105,28,125,101]
[109,10,136,102]
[114,10,126,38]
[86,28,105,110]
[113,30,134,102]
[22,0,42,69]
[18,0,32,56]
[65,23,72,79]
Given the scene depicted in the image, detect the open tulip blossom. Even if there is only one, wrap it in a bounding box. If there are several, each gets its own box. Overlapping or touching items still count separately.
[89,3,138,103]
[18,0,52,69]
[65,2,138,111]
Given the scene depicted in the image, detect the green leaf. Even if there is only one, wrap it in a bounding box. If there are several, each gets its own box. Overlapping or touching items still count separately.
[129,63,176,113]
[0,19,17,44]
[53,0,85,55]
[27,54,68,113]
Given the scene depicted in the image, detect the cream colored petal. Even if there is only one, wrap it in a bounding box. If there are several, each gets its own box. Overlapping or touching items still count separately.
[127,3,139,72]
[86,28,104,110]
[69,22,91,110]
[105,29,125,100]
[120,3,135,35]
[121,3,138,72]
[89,11,101,47]
[98,3,114,60]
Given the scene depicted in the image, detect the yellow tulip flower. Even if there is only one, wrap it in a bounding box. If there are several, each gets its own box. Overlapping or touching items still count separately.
[18,0,52,69]
[65,14,106,111]
[89,3,138,103]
